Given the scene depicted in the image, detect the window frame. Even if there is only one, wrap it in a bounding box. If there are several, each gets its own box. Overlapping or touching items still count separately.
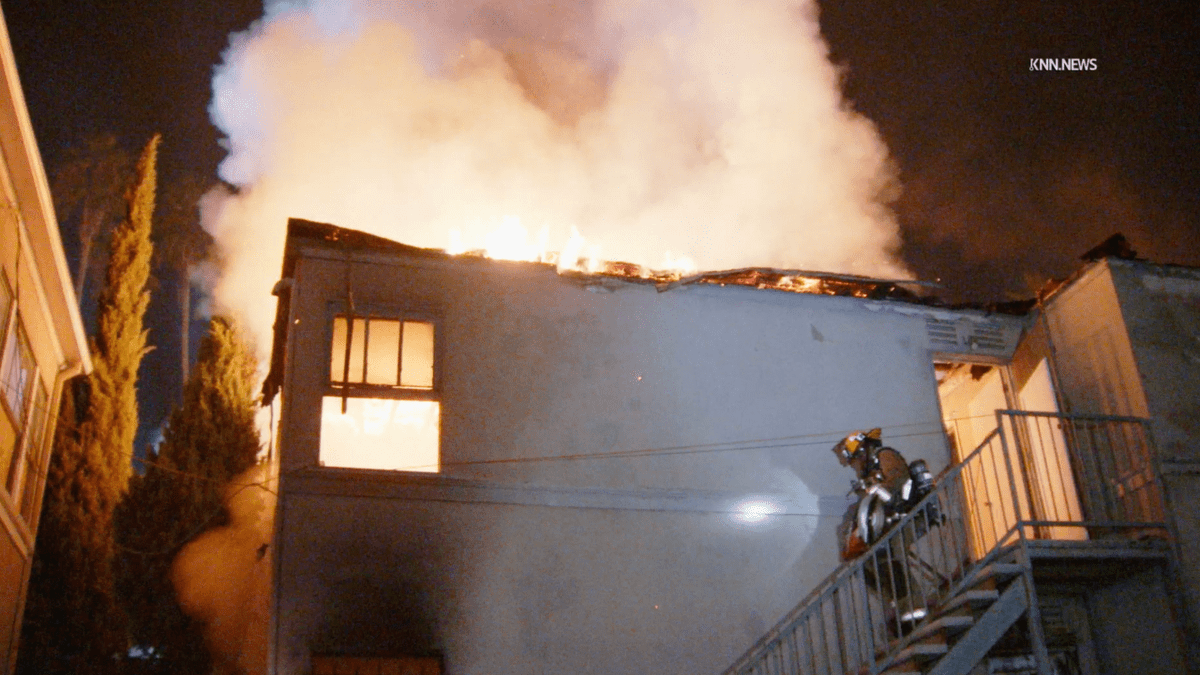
[0,271,48,528]
[325,302,442,404]
[318,301,444,473]
[11,376,47,522]
[0,275,31,426]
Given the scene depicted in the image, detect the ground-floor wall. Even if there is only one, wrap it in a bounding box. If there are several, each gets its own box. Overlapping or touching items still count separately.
[271,474,852,675]
[1083,563,1188,675]
[0,510,30,675]
[1161,471,1200,671]
[1021,562,1186,675]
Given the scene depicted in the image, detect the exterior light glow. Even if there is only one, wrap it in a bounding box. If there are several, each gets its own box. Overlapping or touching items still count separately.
[734,500,779,524]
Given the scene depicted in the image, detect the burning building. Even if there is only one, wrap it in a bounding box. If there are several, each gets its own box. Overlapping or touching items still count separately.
[261,218,1033,674]
[259,219,1200,674]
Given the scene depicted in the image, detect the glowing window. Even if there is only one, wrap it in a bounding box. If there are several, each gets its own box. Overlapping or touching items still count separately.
[322,313,439,472]
[330,316,434,390]
[0,313,34,430]
[1,296,38,486]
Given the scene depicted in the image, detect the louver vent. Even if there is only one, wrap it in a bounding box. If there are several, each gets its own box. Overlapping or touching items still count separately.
[926,318,960,349]
[926,316,1019,356]
[972,324,1008,351]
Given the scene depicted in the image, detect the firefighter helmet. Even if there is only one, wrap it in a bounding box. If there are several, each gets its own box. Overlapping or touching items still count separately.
[832,428,883,466]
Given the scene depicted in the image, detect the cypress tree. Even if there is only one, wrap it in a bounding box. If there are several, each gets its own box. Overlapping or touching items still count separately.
[114,317,261,674]
[19,135,159,675]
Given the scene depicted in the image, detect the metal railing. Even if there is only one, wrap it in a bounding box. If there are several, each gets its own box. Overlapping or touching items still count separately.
[1002,411,1165,537]
[722,412,1167,675]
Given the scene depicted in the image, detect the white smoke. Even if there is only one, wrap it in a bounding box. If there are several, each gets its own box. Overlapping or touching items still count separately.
[204,0,907,352]
[172,465,275,675]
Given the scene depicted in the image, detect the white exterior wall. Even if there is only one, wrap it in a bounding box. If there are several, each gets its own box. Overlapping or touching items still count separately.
[1043,262,1148,419]
[272,243,978,675]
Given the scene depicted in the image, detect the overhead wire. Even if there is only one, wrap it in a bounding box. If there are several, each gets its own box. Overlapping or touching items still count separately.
[110,410,998,548]
[119,412,995,486]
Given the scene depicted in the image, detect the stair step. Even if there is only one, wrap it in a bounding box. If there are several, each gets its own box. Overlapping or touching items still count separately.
[938,589,1000,615]
[883,643,949,670]
[903,614,974,645]
[878,658,921,667]
[952,562,1024,595]
[927,578,1030,675]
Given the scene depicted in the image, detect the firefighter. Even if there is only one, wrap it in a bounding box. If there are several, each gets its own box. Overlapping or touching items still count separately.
[834,428,931,631]
[832,428,911,501]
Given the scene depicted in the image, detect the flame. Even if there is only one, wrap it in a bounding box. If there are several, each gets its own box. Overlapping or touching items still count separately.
[448,217,619,275]
[558,225,605,274]
[449,217,700,279]
[320,397,440,472]
[449,216,553,262]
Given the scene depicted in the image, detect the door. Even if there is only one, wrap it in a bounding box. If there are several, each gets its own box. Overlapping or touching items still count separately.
[1016,359,1087,541]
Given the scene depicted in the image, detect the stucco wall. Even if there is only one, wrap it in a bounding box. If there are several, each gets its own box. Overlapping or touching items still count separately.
[1038,259,1200,666]
[1106,260,1200,463]
[272,247,961,675]
[1086,565,1187,675]
[1044,262,1148,419]
[1105,259,1200,666]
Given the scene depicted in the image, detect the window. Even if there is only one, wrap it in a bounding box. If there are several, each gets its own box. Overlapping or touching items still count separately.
[320,313,440,472]
[0,274,46,521]
[13,379,47,523]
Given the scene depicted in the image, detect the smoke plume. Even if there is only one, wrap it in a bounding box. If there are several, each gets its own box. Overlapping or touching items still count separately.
[172,465,275,675]
[205,0,907,352]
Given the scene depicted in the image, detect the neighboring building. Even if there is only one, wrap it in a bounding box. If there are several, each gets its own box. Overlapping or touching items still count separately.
[262,218,1026,675]
[0,6,92,673]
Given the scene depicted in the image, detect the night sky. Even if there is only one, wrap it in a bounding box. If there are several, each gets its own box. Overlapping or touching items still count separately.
[4,0,1198,439]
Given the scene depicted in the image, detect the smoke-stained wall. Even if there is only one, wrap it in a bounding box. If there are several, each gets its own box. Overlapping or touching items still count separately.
[268,232,971,674]
[1105,259,1200,464]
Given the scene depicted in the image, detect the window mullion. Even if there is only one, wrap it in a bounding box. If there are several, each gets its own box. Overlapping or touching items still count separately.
[0,301,16,395]
[0,274,15,352]
[340,316,354,413]
[7,364,38,497]
[396,319,405,387]
[361,318,370,384]
[1,302,14,354]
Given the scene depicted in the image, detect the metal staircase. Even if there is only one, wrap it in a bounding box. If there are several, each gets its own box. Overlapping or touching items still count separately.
[722,411,1174,675]
[882,549,1035,675]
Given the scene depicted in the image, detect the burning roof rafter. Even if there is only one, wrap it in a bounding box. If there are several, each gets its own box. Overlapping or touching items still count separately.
[283,218,940,303]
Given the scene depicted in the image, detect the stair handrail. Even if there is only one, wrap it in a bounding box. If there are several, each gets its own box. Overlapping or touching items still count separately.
[722,427,1010,675]
[722,411,1169,675]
